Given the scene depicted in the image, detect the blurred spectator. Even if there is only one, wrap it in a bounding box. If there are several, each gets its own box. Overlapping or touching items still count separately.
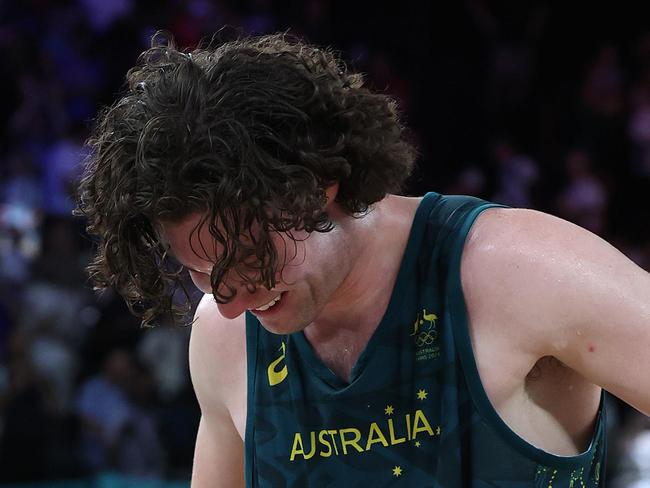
[1,150,43,211]
[0,328,82,482]
[0,151,42,287]
[10,72,68,145]
[241,0,277,36]
[75,348,165,478]
[628,62,650,176]
[491,139,540,208]
[79,0,133,34]
[39,125,88,217]
[30,328,79,413]
[582,45,625,118]
[447,165,488,198]
[466,0,547,140]
[21,216,91,343]
[578,44,628,172]
[366,52,413,114]
[300,0,332,43]
[556,148,609,236]
[137,324,191,403]
[0,222,36,286]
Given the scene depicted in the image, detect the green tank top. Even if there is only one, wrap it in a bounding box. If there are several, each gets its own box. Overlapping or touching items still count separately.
[245,192,606,487]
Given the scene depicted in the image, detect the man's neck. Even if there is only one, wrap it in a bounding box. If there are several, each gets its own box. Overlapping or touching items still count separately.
[302,195,423,378]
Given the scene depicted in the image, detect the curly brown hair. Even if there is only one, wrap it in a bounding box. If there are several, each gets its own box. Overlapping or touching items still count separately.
[76,31,417,326]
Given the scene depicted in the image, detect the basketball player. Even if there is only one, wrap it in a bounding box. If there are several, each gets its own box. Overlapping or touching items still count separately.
[77,33,650,486]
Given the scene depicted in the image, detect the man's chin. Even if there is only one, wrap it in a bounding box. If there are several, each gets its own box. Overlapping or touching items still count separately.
[257,320,306,335]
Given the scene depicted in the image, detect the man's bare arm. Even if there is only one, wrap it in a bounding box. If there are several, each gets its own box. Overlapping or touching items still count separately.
[189,296,247,487]
[192,411,244,487]
[465,208,650,415]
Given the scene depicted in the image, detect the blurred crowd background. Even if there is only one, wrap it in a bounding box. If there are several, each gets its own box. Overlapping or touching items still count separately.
[1,0,649,486]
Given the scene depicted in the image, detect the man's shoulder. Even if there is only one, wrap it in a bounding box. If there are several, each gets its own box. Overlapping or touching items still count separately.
[460,206,614,353]
[190,295,247,406]
[462,206,603,276]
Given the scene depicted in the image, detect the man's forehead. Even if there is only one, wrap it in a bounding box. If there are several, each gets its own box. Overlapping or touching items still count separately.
[158,214,221,263]
[157,208,280,262]
[159,214,203,242]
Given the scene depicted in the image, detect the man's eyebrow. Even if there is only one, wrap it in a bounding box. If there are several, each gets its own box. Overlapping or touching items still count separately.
[162,245,211,274]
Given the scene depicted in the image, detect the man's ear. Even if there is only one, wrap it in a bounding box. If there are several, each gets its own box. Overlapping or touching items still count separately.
[324,183,339,209]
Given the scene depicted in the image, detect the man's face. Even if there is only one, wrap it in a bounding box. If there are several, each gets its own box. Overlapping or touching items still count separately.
[159,210,352,334]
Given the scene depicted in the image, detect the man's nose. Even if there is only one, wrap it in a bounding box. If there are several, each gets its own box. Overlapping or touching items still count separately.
[216,295,251,319]
[188,269,259,319]
[216,278,261,319]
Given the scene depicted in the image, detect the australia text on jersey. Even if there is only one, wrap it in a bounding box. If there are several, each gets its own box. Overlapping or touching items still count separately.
[289,409,441,461]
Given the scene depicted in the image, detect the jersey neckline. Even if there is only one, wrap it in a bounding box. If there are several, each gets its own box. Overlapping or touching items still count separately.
[291,192,442,391]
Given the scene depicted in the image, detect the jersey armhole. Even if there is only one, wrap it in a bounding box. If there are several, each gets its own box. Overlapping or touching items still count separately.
[445,203,607,470]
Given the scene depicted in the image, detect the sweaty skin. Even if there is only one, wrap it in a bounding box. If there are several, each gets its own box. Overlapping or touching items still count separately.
[162,192,650,487]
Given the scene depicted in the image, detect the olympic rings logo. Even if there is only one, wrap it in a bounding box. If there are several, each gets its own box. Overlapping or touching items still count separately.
[415,330,437,347]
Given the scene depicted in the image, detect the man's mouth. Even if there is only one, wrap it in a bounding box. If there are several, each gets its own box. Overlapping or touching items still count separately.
[252,292,284,312]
